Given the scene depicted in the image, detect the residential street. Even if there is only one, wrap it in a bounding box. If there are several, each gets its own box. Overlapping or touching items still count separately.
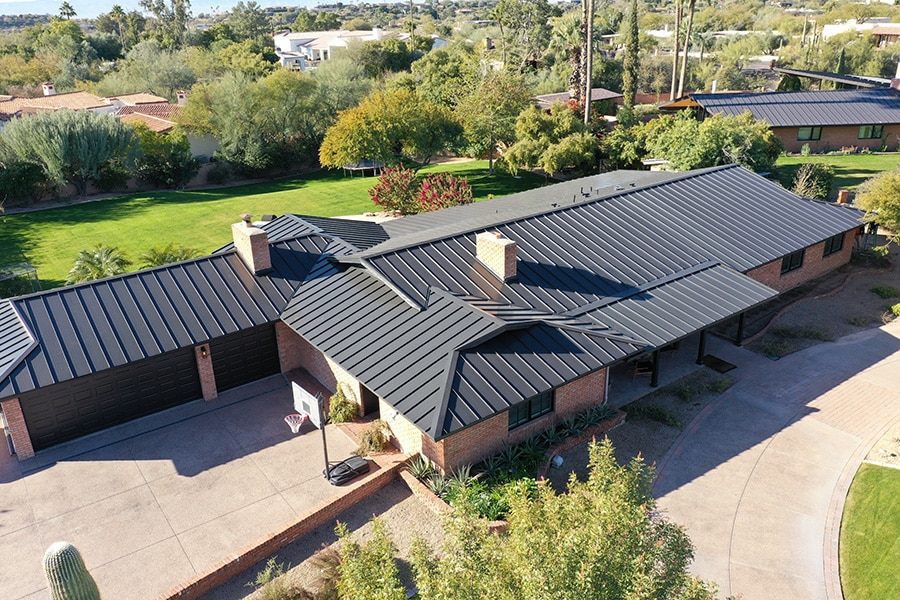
[654,320,900,600]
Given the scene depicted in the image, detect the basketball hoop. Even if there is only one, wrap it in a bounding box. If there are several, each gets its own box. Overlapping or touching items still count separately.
[284,413,308,434]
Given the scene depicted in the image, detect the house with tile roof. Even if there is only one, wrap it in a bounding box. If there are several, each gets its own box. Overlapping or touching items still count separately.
[676,87,900,153]
[273,28,386,70]
[0,165,862,468]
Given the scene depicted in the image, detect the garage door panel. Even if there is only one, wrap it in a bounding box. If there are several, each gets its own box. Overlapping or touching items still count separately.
[19,348,202,451]
[210,324,279,392]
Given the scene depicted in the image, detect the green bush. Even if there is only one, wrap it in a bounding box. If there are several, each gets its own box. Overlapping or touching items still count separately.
[871,285,900,299]
[0,160,51,205]
[892,303,900,317]
[625,403,683,428]
[206,160,231,185]
[133,124,200,190]
[94,163,131,193]
[327,389,358,423]
[772,326,833,341]
[356,419,390,455]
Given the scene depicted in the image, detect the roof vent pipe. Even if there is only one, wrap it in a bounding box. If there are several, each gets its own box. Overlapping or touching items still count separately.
[232,214,271,274]
[476,231,517,282]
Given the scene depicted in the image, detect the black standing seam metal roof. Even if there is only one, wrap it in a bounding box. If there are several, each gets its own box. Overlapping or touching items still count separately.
[347,166,861,312]
[215,214,389,253]
[691,88,900,127]
[773,67,890,89]
[0,300,36,383]
[0,235,331,400]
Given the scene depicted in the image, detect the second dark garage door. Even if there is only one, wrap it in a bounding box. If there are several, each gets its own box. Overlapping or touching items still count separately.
[19,347,202,451]
[210,324,280,392]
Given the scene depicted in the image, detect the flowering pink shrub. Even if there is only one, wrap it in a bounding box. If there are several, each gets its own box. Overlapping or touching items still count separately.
[417,172,474,212]
[368,166,418,214]
[368,167,473,215]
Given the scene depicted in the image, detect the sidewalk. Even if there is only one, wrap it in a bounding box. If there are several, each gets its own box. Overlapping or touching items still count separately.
[653,320,900,599]
[0,375,369,600]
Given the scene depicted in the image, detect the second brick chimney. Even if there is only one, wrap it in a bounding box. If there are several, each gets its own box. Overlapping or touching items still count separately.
[232,215,271,274]
[476,231,517,281]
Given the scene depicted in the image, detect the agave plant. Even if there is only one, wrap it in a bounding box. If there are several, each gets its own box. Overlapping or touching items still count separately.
[560,416,584,437]
[449,463,475,489]
[497,444,524,473]
[406,454,435,480]
[539,427,565,449]
[426,472,450,498]
[476,454,505,479]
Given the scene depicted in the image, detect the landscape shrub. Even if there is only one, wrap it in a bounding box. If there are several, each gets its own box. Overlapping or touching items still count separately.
[625,403,683,428]
[368,165,473,215]
[327,389,358,423]
[93,163,131,193]
[871,285,900,299]
[134,124,201,190]
[356,419,390,455]
[0,160,52,205]
[791,162,834,200]
[417,171,473,211]
[206,160,231,185]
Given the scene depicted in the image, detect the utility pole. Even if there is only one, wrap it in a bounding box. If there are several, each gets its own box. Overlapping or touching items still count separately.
[583,0,595,126]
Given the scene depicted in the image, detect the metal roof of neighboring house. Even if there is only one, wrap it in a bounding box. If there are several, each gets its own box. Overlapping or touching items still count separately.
[534,87,624,110]
[690,88,900,127]
[773,67,891,89]
[0,234,330,400]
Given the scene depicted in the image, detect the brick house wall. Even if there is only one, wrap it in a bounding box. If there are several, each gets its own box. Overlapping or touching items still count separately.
[194,345,218,400]
[284,329,365,414]
[774,125,900,153]
[386,367,609,472]
[0,397,34,459]
[746,231,855,292]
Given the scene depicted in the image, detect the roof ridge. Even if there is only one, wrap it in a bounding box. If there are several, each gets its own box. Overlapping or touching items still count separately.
[0,300,38,384]
[345,165,742,260]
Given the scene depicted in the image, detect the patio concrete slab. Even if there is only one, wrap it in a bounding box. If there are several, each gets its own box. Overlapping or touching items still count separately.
[654,321,900,600]
[0,374,366,600]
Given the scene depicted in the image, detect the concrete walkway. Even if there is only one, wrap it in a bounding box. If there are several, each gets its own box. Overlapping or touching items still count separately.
[0,375,360,600]
[653,320,900,600]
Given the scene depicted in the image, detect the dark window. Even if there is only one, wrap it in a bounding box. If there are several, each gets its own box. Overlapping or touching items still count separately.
[797,127,822,141]
[858,125,884,139]
[823,233,844,257]
[508,390,555,430]
[781,249,805,274]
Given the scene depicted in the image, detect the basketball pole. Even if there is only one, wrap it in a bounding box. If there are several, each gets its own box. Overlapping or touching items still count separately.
[317,393,330,480]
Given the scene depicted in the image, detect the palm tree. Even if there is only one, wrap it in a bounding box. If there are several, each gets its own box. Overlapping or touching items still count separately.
[66,246,131,284]
[59,2,76,20]
[139,244,199,269]
[110,5,127,48]
[547,13,583,103]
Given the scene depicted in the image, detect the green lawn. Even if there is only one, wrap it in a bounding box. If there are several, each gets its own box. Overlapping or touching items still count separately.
[839,462,900,600]
[775,153,900,193]
[0,161,545,291]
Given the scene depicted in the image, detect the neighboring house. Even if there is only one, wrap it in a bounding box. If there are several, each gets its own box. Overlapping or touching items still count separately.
[0,83,168,130]
[273,28,386,70]
[873,23,900,47]
[0,166,862,469]
[683,88,900,153]
[772,67,891,90]
[115,94,220,159]
[821,17,892,40]
[534,87,623,112]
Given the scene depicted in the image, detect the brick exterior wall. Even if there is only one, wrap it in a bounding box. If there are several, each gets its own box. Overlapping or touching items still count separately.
[194,345,218,400]
[231,222,271,274]
[746,231,855,292]
[275,322,304,373]
[774,125,900,154]
[290,334,364,415]
[0,397,35,459]
[393,367,609,472]
[476,231,517,281]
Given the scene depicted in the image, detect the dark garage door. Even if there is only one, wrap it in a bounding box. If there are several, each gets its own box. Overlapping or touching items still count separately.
[209,324,279,393]
[20,348,202,451]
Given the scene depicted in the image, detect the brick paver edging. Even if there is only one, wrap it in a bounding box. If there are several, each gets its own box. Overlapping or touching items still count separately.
[536,410,627,480]
[155,452,406,600]
[398,469,454,516]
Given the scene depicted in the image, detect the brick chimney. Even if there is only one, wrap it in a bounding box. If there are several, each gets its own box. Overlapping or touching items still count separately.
[837,189,850,204]
[232,215,271,274]
[176,90,187,106]
[42,82,56,96]
[476,231,517,281]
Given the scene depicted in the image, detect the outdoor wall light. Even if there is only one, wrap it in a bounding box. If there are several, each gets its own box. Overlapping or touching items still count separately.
[200,345,208,357]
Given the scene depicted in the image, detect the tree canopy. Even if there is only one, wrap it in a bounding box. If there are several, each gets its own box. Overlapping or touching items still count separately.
[855,170,900,247]
[504,103,598,177]
[1,109,139,196]
[319,88,461,169]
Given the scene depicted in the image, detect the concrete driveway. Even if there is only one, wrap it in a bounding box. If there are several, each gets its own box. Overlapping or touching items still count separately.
[653,320,900,599]
[0,375,358,600]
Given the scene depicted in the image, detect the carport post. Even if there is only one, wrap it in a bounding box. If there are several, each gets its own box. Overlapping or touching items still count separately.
[650,349,660,388]
[696,329,707,365]
[735,313,746,346]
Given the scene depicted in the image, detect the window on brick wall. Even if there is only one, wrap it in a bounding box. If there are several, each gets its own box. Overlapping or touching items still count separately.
[508,390,554,430]
[858,125,884,139]
[797,127,821,141]
[823,233,844,257]
[781,249,805,274]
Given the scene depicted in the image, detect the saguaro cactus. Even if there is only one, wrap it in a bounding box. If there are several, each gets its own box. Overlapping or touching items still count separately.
[42,541,101,600]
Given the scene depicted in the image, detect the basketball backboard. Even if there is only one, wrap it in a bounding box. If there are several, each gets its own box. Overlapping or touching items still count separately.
[292,382,324,429]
